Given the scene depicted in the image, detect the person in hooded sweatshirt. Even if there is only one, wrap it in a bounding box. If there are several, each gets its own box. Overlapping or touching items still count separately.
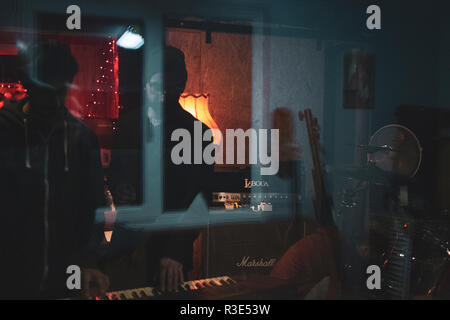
[0,39,109,299]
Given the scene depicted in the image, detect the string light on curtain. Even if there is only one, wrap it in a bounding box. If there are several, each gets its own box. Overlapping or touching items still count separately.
[0,81,27,109]
[84,37,119,119]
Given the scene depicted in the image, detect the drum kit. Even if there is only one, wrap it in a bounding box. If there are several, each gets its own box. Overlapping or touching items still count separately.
[337,124,449,299]
[341,124,422,185]
[335,124,422,212]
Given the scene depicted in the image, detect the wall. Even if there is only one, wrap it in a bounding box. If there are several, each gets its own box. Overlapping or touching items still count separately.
[166,28,253,135]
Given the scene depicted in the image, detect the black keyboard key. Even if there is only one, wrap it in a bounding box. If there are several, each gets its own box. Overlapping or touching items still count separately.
[140,290,148,298]
[152,288,161,296]
[196,282,205,289]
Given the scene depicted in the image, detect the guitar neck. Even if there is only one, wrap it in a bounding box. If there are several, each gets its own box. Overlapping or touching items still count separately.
[301,109,333,226]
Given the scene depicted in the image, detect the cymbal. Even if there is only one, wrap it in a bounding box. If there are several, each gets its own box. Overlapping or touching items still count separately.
[368,124,422,178]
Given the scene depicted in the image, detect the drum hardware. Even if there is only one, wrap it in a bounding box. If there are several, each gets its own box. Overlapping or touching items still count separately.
[335,181,367,216]
[367,124,422,179]
[358,144,398,154]
[335,124,423,214]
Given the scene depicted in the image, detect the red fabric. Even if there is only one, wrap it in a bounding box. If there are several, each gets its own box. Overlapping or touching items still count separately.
[0,32,119,118]
[42,34,119,119]
[271,225,341,298]
[0,44,18,55]
[0,31,19,55]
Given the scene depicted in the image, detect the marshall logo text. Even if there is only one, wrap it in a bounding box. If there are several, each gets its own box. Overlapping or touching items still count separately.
[236,256,277,268]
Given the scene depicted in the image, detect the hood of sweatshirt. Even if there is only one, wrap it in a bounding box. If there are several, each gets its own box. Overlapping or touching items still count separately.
[0,98,70,171]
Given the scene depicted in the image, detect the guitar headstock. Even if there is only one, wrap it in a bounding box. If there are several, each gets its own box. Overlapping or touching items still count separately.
[311,116,320,142]
[299,109,321,147]
[298,111,305,121]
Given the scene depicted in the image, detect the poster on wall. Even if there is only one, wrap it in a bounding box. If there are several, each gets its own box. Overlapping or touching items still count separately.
[343,51,375,109]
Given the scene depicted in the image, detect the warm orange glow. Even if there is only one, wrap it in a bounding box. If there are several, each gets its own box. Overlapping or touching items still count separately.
[104,231,113,243]
[179,93,221,145]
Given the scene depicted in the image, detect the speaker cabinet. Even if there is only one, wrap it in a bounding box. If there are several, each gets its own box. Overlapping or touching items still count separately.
[202,220,301,278]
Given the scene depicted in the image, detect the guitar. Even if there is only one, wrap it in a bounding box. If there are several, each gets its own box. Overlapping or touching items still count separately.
[299,109,334,226]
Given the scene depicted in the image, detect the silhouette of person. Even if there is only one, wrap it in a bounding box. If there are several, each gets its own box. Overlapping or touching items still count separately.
[0,39,109,298]
[107,46,213,292]
[155,46,214,291]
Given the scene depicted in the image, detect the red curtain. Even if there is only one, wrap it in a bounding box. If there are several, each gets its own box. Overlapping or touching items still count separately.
[45,34,119,120]
[0,32,119,119]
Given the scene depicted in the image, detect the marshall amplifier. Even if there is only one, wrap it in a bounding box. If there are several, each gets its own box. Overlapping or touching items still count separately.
[203,157,304,278]
[203,220,297,278]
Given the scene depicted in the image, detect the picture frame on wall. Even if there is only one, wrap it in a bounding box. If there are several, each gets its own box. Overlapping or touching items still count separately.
[343,51,375,109]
